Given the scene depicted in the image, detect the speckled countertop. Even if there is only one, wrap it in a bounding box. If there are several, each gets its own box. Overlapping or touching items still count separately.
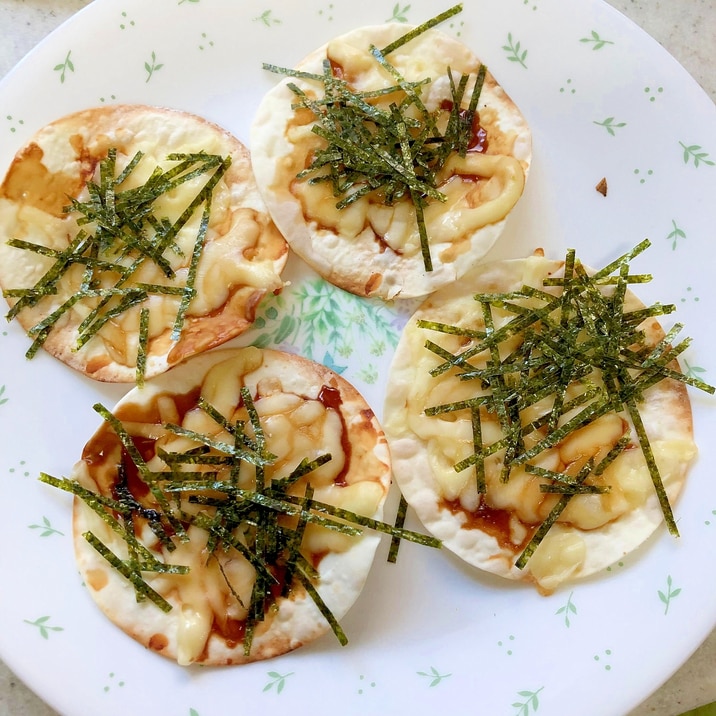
[0,1,714,715]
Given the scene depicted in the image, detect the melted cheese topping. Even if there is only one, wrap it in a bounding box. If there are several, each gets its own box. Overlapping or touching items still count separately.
[277,36,525,262]
[251,24,531,299]
[75,347,389,664]
[0,106,287,378]
[384,257,696,593]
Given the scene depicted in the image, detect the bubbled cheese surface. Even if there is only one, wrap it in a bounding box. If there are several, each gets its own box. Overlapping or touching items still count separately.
[384,256,696,594]
[0,105,288,381]
[72,347,391,665]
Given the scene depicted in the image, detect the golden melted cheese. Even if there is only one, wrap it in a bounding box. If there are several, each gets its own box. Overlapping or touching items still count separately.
[384,256,697,593]
[251,24,531,299]
[279,37,524,260]
[72,347,390,664]
[0,105,288,381]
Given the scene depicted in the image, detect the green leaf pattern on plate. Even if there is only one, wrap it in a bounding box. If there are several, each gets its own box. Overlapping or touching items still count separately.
[254,10,282,27]
[53,50,74,83]
[679,141,715,168]
[28,516,64,537]
[512,687,544,715]
[555,591,578,627]
[24,616,64,640]
[144,51,164,82]
[684,359,708,381]
[250,277,403,385]
[503,33,528,68]
[579,30,614,50]
[386,3,412,22]
[666,219,687,250]
[593,117,627,135]
[658,575,682,615]
[263,671,294,694]
[417,666,452,687]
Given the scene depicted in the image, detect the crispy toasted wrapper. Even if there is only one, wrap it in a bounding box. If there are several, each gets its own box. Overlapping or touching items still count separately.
[71,347,391,664]
[383,255,696,593]
[0,105,288,381]
[251,24,531,299]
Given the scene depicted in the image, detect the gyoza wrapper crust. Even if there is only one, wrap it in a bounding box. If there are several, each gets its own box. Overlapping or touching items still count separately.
[383,255,696,593]
[250,23,531,300]
[71,347,391,665]
[0,105,288,382]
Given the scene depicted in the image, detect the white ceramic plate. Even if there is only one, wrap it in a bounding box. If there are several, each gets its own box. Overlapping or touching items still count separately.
[1,1,715,715]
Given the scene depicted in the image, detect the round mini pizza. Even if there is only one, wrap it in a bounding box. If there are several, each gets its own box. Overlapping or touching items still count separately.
[57,346,391,665]
[251,19,531,300]
[383,246,699,594]
[0,104,288,382]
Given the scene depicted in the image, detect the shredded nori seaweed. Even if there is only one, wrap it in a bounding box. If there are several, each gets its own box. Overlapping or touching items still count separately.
[42,391,439,655]
[262,4,485,272]
[2,150,229,379]
[422,241,714,567]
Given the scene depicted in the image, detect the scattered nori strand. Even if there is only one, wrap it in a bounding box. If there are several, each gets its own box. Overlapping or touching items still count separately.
[282,493,442,548]
[623,388,679,535]
[295,558,348,647]
[5,231,93,321]
[515,460,595,570]
[526,464,610,495]
[425,396,489,416]
[594,433,632,476]
[281,482,314,594]
[75,288,148,350]
[39,473,186,573]
[379,4,463,56]
[136,306,150,388]
[161,423,274,468]
[171,202,209,341]
[93,403,188,542]
[387,494,409,563]
[471,403,487,493]
[262,4,491,272]
[420,240,714,568]
[4,150,227,379]
[43,395,440,654]
[83,531,173,612]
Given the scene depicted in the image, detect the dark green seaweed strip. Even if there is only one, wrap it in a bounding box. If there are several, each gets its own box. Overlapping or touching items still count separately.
[161,422,272,468]
[83,532,173,612]
[170,202,209,342]
[515,460,594,570]
[295,559,349,646]
[623,392,679,535]
[387,494,409,563]
[93,403,187,541]
[75,288,148,350]
[470,403,487,493]
[5,231,92,320]
[39,473,186,574]
[285,494,441,548]
[136,307,150,387]
[379,4,463,56]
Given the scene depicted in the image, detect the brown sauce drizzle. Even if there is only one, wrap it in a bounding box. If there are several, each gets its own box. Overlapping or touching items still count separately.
[439,101,490,153]
[328,58,345,80]
[212,616,247,647]
[83,380,351,651]
[440,496,534,553]
[318,385,352,486]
